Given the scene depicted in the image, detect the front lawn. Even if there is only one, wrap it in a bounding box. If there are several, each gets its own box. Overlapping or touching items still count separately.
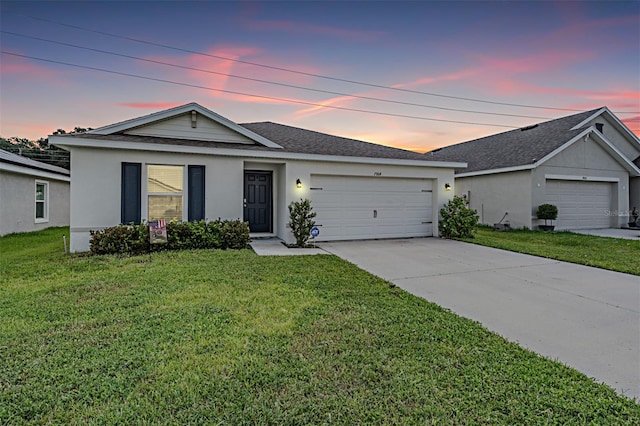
[462,227,640,276]
[1,227,639,424]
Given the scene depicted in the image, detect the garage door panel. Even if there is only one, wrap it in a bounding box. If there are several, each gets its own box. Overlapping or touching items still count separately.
[546,180,612,230]
[311,174,433,240]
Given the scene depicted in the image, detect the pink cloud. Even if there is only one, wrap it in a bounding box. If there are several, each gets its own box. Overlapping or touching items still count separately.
[392,68,481,89]
[293,94,361,117]
[0,54,59,79]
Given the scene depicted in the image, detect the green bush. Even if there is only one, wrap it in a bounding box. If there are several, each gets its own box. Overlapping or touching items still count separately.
[439,195,479,239]
[90,219,250,255]
[288,198,317,247]
[536,203,558,225]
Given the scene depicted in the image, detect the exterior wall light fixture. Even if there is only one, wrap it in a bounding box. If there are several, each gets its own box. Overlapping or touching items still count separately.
[444,183,451,191]
[296,178,302,189]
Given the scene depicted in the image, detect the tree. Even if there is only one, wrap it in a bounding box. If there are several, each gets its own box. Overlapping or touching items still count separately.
[0,126,91,170]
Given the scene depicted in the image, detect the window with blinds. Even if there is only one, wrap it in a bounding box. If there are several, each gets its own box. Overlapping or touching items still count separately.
[147,165,184,221]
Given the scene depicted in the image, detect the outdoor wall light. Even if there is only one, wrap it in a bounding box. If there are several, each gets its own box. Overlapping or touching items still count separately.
[444,183,451,191]
[296,178,302,189]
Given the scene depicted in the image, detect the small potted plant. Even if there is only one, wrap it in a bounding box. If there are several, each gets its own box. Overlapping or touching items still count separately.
[536,203,558,231]
[630,207,639,228]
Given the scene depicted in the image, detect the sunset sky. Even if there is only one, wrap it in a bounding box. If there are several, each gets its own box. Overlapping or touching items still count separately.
[1,0,638,153]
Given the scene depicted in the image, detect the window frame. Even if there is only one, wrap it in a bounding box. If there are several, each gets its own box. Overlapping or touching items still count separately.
[35,180,49,223]
[145,164,186,222]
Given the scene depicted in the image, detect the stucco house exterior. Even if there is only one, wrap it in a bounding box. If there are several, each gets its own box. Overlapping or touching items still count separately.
[426,107,640,230]
[0,149,70,236]
[50,103,464,252]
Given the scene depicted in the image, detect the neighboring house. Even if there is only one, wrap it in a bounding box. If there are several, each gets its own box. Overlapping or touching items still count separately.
[0,149,70,236]
[426,107,640,230]
[50,103,464,252]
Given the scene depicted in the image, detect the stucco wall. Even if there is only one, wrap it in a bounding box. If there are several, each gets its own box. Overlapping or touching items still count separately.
[455,170,532,229]
[69,147,245,251]
[68,146,456,251]
[0,170,70,236]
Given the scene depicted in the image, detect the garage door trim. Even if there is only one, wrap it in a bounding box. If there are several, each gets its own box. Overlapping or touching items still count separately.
[545,174,620,183]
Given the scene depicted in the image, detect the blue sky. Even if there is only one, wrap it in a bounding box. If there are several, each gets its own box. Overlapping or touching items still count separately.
[1,0,638,152]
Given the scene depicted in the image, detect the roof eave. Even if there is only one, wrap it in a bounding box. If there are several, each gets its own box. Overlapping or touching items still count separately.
[570,106,640,148]
[50,136,465,168]
[456,164,536,178]
[0,161,71,181]
[535,127,640,176]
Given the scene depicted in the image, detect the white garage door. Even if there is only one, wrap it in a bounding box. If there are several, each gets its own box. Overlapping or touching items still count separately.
[545,180,612,229]
[309,175,433,240]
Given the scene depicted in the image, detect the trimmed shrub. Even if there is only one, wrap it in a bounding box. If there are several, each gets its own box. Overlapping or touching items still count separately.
[89,219,250,255]
[536,204,558,226]
[439,195,479,239]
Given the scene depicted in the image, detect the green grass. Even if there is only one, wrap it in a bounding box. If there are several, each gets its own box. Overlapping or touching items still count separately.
[462,227,640,276]
[1,227,639,424]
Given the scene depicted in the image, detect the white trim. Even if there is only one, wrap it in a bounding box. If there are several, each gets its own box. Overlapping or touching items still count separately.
[534,129,589,166]
[0,162,70,182]
[545,174,620,183]
[87,103,283,149]
[52,136,466,169]
[534,128,639,176]
[571,107,640,148]
[570,107,608,131]
[456,164,535,178]
[34,180,49,223]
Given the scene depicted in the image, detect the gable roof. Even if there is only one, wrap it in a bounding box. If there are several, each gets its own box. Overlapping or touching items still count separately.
[52,103,464,166]
[0,149,70,178]
[88,103,283,149]
[425,108,602,174]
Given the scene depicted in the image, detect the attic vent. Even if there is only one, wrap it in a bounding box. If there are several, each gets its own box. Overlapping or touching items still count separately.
[191,111,197,128]
[595,123,604,133]
[520,124,538,131]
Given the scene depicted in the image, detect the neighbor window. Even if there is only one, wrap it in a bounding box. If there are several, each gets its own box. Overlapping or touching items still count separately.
[147,165,184,221]
[35,181,48,223]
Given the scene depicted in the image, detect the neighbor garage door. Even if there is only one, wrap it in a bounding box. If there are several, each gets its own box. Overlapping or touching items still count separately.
[545,180,612,229]
[309,175,433,240]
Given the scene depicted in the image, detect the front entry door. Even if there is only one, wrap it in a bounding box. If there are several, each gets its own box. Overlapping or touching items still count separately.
[244,171,272,233]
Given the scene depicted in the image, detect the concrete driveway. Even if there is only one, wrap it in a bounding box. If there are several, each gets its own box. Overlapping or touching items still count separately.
[321,238,640,401]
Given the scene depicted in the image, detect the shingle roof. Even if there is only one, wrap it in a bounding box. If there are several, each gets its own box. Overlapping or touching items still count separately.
[0,149,70,176]
[240,122,429,160]
[425,108,602,173]
[58,122,438,162]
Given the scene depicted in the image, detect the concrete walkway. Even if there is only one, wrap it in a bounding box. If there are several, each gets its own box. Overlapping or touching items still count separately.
[321,238,640,401]
[250,238,325,256]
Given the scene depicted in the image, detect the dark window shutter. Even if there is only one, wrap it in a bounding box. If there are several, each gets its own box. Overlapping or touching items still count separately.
[121,162,141,224]
[188,165,205,221]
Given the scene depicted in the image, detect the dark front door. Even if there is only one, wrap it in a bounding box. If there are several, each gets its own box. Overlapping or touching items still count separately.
[244,171,272,233]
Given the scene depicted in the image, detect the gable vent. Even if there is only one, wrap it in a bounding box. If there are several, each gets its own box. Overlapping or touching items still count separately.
[595,123,604,133]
